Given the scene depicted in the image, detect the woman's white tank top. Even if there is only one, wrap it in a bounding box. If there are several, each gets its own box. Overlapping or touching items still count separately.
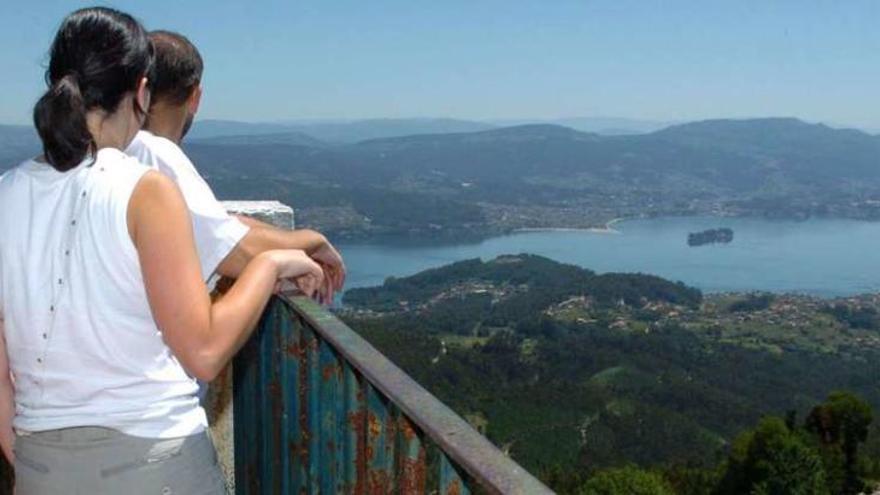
[0,147,207,438]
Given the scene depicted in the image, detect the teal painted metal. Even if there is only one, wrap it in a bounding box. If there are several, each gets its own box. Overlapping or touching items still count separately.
[233,298,264,494]
[281,303,305,493]
[305,324,321,489]
[233,295,555,494]
[441,453,471,495]
[366,384,396,493]
[398,416,427,493]
[260,302,282,492]
[342,364,364,493]
[318,341,341,492]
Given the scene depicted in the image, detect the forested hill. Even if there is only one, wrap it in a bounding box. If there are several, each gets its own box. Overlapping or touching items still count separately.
[340,255,880,493]
[343,254,703,314]
[186,117,497,143]
[185,117,880,191]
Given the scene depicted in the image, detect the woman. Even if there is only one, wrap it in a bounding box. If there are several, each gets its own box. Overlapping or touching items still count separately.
[0,7,323,493]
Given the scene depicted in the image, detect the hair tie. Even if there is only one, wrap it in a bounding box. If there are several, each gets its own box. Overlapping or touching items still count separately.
[57,72,80,87]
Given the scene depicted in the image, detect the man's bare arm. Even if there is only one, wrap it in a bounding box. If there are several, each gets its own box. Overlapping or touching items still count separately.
[0,319,15,463]
[216,216,346,302]
[236,216,328,255]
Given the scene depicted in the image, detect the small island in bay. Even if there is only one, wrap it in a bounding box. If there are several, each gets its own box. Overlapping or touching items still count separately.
[688,227,734,247]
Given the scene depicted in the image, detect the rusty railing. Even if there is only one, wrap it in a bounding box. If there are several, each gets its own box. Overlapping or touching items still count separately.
[232,294,554,494]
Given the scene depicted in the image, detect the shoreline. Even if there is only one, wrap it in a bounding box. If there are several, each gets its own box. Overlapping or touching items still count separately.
[513,217,626,235]
[327,213,880,245]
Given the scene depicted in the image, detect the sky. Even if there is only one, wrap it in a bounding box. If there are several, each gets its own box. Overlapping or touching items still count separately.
[1,1,879,129]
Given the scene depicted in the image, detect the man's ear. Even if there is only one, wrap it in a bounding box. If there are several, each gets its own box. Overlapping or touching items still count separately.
[137,77,151,114]
[188,85,202,116]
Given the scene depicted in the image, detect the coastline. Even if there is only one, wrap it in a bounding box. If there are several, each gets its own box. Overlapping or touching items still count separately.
[514,217,625,235]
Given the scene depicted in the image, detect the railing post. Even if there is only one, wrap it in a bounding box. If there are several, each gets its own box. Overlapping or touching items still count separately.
[209,200,295,494]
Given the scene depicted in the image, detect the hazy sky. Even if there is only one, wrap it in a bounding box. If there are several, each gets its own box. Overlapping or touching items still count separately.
[1,1,878,128]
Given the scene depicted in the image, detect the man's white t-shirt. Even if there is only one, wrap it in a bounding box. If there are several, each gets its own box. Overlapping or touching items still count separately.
[126,130,249,280]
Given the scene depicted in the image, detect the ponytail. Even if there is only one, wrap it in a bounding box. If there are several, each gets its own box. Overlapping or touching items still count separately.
[33,7,152,173]
[33,74,94,171]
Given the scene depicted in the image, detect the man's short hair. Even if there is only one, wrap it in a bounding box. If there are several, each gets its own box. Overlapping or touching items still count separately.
[148,30,203,106]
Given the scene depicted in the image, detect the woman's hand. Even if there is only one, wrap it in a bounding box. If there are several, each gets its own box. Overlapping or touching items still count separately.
[265,250,325,299]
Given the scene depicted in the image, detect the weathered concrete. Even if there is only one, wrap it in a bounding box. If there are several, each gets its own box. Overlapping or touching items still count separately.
[206,200,295,494]
[223,200,294,230]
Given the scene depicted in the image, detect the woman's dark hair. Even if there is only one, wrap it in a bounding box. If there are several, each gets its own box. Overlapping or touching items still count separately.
[33,7,153,172]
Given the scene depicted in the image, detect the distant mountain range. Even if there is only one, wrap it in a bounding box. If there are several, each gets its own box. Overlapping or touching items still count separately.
[182,117,880,239]
[189,130,328,148]
[184,117,880,187]
[0,124,38,167]
[2,117,879,240]
[187,116,671,143]
[187,117,497,144]
[490,116,672,135]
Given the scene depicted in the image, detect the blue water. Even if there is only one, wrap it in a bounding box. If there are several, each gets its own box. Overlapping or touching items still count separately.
[337,217,880,297]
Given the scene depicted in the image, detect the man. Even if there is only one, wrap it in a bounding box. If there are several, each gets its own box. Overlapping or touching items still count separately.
[126,30,345,300]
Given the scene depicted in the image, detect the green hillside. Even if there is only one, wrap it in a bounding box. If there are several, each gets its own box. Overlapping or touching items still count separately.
[339,255,880,493]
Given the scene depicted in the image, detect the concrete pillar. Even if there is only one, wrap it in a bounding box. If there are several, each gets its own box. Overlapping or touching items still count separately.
[207,201,295,494]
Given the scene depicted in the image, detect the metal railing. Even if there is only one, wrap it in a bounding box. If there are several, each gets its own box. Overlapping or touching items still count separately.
[232,294,554,494]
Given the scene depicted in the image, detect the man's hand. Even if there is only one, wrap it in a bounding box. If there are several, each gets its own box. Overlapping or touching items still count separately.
[310,240,346,305]
[224,215,345,305]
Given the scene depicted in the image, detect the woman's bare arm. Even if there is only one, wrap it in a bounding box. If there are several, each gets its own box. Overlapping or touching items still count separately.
[128,171,323,382]
[0,319,14,463]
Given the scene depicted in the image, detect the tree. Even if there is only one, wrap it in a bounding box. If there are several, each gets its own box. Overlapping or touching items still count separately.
[663,464,722,495]
[805,391,874,495]
[716,416,828,495]
[579,465,675,495]
[540,463,588,494]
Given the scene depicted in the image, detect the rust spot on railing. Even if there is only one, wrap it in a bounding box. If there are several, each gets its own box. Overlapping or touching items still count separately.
[367,414,382,447]
[367,471,393,495]
[322,363,337,381]
[385,411,398,442]
[400,454,428,494]
[401,421,417,441]
[399,418,427,494]
[349,410,366,435]
[350,407,368,495]
[445,479,464,495]
[286,340,302,357]
[297,335,312,472]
